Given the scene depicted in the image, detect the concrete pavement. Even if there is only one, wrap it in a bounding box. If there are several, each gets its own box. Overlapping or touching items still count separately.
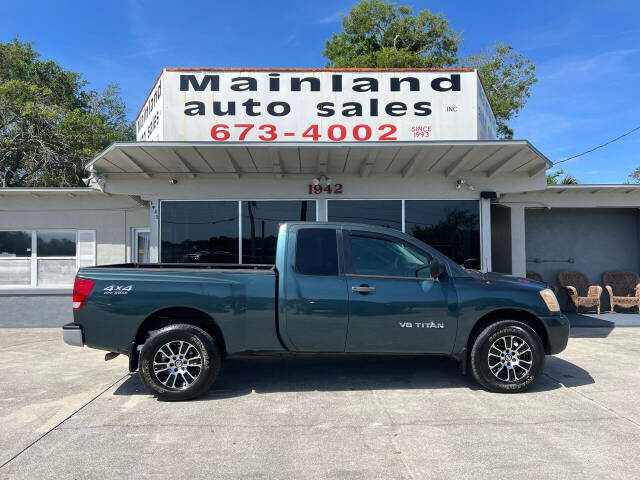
[0,326,638,479]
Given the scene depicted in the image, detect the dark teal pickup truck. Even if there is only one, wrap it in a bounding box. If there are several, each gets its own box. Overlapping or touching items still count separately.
[63,222,569,400]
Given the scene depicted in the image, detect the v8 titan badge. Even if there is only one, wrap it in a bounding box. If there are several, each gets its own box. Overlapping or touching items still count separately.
[399,321,444,329]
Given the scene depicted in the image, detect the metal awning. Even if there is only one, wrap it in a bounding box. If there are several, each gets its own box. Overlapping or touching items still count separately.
[87,140,551,179]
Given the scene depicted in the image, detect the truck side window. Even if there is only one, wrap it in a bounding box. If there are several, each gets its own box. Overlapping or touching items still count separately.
[349,234,433,278]
[295,229,339,276]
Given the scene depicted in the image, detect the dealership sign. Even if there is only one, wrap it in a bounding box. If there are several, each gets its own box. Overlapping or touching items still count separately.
[136,69,497,142]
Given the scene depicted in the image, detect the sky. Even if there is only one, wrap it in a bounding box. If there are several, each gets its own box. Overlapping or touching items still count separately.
[1,0,639,183]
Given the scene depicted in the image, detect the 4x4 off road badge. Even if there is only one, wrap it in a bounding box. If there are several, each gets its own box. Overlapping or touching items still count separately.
[103,285,133,295]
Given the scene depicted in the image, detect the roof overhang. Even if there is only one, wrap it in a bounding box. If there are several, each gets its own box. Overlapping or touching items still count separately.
[86,140,551,180]
[499,184,640,209]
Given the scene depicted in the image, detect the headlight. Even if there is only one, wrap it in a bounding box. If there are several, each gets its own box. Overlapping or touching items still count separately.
[540,288,560,312]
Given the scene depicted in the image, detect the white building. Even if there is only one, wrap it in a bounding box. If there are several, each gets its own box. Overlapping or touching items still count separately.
[1,68,638,324]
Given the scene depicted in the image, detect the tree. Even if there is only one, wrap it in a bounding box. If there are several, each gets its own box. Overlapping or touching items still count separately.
[627,166,640,184]
[322,0,537,138]
[0,38,134,187]
[546,169,579,185]
[462,43,536,138]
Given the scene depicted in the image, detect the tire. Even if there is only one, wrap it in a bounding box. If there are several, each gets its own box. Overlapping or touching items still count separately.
[138,324,221,401]
[470,320,545,393]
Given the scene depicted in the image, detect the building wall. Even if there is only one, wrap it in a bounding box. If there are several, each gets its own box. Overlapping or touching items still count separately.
[525,207,640,310]
[0,193,148,326]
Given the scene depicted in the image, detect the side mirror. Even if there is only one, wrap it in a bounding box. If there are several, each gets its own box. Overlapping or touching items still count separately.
[430,259,446,280]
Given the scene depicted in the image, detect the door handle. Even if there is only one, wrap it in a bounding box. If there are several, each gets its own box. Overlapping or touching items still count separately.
[352,284,375,294]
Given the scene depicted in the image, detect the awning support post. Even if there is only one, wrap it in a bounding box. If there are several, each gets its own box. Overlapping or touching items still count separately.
[480,197,492,272]
[149,199,160,263]
[510,205,526,277]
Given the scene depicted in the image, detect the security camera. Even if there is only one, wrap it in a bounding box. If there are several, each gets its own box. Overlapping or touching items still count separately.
[169,178,178,185]
[456,179,464,190]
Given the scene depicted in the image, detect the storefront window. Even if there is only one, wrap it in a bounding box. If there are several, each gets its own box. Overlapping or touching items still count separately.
[161,201,239,263]
[327,200,402,230]
[37,230,77,257]
[405,200,480,267]
[242,201,315,264]
[0,230,88,287]
[0,231,32,258]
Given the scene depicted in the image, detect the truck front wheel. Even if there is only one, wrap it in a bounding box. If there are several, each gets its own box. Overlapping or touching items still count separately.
[470,320,545,393]
[138,324,221,401]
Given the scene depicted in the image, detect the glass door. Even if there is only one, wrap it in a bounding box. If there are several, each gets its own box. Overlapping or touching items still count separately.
[133,229,150,263]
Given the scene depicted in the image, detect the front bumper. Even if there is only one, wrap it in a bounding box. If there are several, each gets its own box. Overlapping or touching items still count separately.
[541,313,570,354]
[62,322,84,347]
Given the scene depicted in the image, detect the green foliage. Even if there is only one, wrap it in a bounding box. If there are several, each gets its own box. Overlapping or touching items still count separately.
[627,166,640,184]
[322,1,537,138]
[546,169,579,185]
[323,0,460,68]
[0,38,134,187]
[462,43,537,139]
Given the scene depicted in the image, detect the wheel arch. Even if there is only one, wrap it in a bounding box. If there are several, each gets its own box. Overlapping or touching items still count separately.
[128,306,227,372]
[466,308,551,357]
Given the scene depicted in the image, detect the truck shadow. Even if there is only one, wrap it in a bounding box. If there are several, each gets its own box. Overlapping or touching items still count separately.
[113,354,594,400]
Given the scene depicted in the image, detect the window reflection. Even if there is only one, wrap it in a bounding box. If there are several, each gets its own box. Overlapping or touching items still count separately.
[243,201,316,264]
[327,200,402,230]
[405,200,480,268]
[161,201,239,263]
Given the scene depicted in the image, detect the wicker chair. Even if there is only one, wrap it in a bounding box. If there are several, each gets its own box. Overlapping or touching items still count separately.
[602,271,640,313]
[557,271,602,314]
[527,272,558,295]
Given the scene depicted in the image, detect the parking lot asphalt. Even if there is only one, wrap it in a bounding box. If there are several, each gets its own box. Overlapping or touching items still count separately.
[1,325,639,479]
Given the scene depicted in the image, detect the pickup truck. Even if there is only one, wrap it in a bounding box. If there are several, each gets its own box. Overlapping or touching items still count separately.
[63,222,569,400]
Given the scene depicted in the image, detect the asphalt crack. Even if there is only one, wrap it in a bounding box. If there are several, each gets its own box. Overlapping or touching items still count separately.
[0,373,128,470]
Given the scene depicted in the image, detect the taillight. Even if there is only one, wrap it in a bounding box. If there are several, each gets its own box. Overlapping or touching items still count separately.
[73,278,95,310]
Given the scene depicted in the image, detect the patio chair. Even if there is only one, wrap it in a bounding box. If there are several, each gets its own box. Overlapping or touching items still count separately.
[602,271,640,313]
[526,272,558,295]
[557,270,602,314]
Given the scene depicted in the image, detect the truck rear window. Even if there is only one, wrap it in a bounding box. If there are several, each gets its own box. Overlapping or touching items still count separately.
[295,229,339,276]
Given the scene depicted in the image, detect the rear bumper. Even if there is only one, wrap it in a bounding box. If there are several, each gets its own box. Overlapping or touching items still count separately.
[62,322,84,347]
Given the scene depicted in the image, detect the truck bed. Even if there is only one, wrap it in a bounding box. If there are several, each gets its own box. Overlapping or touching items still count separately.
[86,263,275,273]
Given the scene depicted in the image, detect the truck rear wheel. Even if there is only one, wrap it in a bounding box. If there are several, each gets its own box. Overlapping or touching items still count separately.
[470,320,545,393]
[138,324,221,401]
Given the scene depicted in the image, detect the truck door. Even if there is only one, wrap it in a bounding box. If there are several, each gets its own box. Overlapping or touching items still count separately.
[281,227,349,352]
[344,230,457,353]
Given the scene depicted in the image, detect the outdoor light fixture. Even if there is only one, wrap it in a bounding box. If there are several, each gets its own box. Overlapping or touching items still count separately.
[455,178,475,191]
[313,175,331,187]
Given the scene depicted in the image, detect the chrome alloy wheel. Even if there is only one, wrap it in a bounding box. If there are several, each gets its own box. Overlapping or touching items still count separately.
[487,335,533,382]
[152,340,203,390]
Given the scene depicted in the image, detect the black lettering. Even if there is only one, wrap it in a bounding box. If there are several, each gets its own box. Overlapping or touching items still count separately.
[230,77,257,91]
[291,77,320,92]
[242,99,261,116]
[267,101,290,116]
[180,74,219,91]
[431,74,461,92]
[353,77,378,92]
[269,73,280,91]
[370,98,378,116]
[342,102,362,117]
[332,74,342,92]
[317,102,335,117]
[414,101,432,116]
[213,101,235,115]
[391,77,419,91]
[184,101,205,116]
[385,102,407,116]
